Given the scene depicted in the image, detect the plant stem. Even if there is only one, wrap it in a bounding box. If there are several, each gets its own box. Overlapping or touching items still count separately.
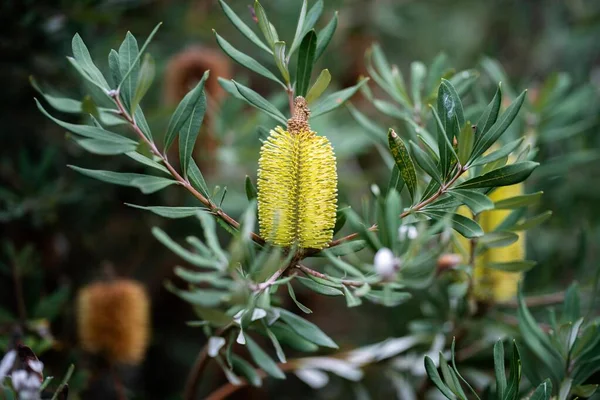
[183,325,233,400]
[110,92,264,246]
[286,85,295,116]
[311,164,467,254]
[295,264,371,288]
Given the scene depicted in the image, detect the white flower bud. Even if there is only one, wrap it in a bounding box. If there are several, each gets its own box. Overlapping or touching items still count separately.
[11,370,28,390]
[0,350,16,378]
[398,225,418,240]
[374,248,399,279]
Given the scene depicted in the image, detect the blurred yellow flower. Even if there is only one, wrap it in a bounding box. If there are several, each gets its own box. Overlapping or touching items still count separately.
[458,183,525,302]
[257,97,337,249]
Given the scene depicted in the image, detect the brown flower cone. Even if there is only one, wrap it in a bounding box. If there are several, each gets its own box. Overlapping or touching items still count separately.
[77,280,150,365]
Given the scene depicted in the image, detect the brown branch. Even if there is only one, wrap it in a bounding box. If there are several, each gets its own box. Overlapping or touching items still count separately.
[184,325,233,400]
[110,92,264,246]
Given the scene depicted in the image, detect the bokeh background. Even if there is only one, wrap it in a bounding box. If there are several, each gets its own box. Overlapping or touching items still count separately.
[2,0,600,398]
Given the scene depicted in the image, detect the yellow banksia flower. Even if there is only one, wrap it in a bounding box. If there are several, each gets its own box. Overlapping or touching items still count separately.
[457,183,525,303]
[77,279,150,365]
[257,97,338,249]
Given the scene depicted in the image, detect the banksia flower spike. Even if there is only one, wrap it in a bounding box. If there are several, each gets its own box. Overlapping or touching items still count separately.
[77,279,150,365]
[257,97,338,249]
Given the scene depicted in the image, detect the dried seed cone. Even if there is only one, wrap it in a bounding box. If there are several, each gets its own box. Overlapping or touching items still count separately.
[257,99,337,249]
[77,279,150,365]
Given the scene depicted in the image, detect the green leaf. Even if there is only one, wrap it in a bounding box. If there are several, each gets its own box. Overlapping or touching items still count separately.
[488,261,536,272]
[458,162,539,189]
[130,176,177,194]
[494,191,543,209]
[289,0,323,55]
[189,160,211,199]
[214,30,284,87]
[311,78,369,117]
[118,32,140,110]
[268,323,319,352]
[134,107,152,139]
[165,281,225,307]
[231,80,287,124]
[530,379,553,400]
[475,83,502,137]
[469,138,523,167]
[342,286,362,307]
[245,335,285,379]
[154,228,223,269]
[296,30,317,97]
[118,23,162,93]
[290,0,308,55]
[471,90,527,160]
[504,341,521,400]
[232,354,262,387]
[439,79,465,128]
[125,204,207,218]
[388,165,405,197]
[306,69,331,104]
[287,283,312,313]
[448,189,494,214]
[108,49,121,86]
[131,53,155,113]
[409,141,443,184]
[343,208,382,252]
[164,74,208,151]
[71,33,109,89]
[245,176,258,201]
[68,165,147,186]
[315,11,338,60]
[494,341,507,400]
[296,277,344,296]
[33,285,70,321]
[388,129,417,200]
[126,151,169,174]
[425,356,457,400]
[75,138,138,155]
[311,240,367,257]
[36,99,136,144]
[30,76,82,113]
[218,0,272,54]
[411,61,427,109]
[477,231,519,248]
[457,123,475,166]
[449,69,479,96]
[278,308,338,348]
[265,326,286,363]
[273,41,290,83]
[254,1,277,49]
[430,104,459,178]
[508,211,552,231]
[179,71,209,177]
[424,211,483,238]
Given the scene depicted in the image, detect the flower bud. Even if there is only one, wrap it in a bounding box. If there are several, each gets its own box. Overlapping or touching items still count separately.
[374,248,399,279]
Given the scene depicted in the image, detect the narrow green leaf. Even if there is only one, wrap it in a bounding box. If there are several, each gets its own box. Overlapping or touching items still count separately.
[125,204,207,218]
[315,11,338,60]
[232,354,263,387]
[409,141,443,184]
[290,0,308,55]
[494,341,507,400]
[457,123,475,166]
[342,286,362,307]
[296,277,344,296]
[411,61,427,109]
[488,261,536,272]
[245,176,257,201]
[130,176,177,194]
[508,211,552,231]
[311,78,369,117]
[30,76,82,113]
[494,191,542,209]
[388,165,406,197]
[449,69,479,96]
[218,0,272,54]
[214,30,284,87]
[189,160,211,199]
[425,356,457,400]
[469,137,524,167]
[504,341,521,400]
[273,41,290,83]
[311,240,367,257]
[471,90,527,160]
[118,32,140,110]
[287,283,312,314]
[131,53,155,112]
[458,162,539,189]
[429,104,459,178]
[278,308,338,348]
[254,1,276,49]
[71,33,109,89]
[118,23,162,93]
[439,79,465,128]
[179,71,209,177]
[108,49,121,86]
[153,227,223,269]
[245,335,285,379]
[75,138,138,155]
[268,323,319,352]
[477,231,519,248]
[475,83,502,137]
[448,189,494,214]
[231,80,287,124]
[296,30,317,97]
[68,165,147,186]
[388,129,417,200]
[530,379,553,400]
[306,69,331,104]
[424,211,483,238]
[164,72,208,151]
[289,0,323,55]
[165,281,225,307]
[265,327,286,363]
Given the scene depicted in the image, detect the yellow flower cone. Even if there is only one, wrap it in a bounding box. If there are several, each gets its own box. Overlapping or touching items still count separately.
[457,183,525,303]
[257,97,338,249]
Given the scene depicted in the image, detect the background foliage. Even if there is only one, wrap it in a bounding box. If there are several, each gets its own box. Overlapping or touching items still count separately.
[2,0,600,399]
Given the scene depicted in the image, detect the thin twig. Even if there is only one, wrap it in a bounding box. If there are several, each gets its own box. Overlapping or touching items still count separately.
[110,92,265,246]
[184,325,233,400]
[295,263,370,288]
